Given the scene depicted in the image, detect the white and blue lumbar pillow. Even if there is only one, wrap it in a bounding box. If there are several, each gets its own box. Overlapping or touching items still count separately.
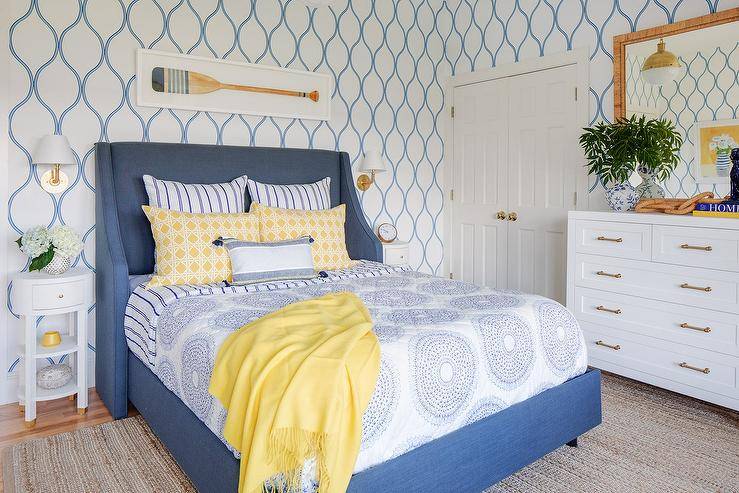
[247,177,331,210]
[143,174,249,213]
[215,236,316,285]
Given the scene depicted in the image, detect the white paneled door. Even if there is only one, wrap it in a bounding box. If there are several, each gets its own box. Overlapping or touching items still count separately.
[451,78,509,289]
[451,64,580,304]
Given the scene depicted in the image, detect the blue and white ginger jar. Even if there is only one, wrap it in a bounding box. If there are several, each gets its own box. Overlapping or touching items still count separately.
[635,163,665,200]
[605,182,639,212]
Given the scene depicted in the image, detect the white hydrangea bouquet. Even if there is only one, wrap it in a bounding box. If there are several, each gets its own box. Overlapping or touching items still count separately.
[16,225,83,274]
[709,134,738,156]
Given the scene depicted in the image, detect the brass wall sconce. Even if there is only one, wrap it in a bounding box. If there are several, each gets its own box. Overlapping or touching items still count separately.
[32,134,76,194]
[356,150,386,191]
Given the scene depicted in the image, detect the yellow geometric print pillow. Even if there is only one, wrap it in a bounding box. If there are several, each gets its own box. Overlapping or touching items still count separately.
[250,202,355,271]
[142,205,259,287]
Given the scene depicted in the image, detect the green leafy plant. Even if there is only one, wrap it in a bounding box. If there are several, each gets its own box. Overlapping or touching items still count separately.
[579,115,683,186]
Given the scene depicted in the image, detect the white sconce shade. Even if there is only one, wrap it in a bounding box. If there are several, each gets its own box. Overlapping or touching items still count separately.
[32,134,75,194]
[33,135,76,165]
[359,150,387,173]
[356,150,386,191]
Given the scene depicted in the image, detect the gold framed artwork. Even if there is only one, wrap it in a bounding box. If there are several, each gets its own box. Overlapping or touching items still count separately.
[136,49,332,121]
[694,119,739,184]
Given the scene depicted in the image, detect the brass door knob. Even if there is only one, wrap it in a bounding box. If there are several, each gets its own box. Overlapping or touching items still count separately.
[496,211,506,220]
[507,212,518,221]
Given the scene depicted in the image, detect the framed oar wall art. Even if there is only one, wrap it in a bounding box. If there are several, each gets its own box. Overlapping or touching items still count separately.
[136,49,331,120]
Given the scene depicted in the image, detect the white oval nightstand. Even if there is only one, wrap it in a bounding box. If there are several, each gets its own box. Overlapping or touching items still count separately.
[382,241,410,267]
[12,268,93,427]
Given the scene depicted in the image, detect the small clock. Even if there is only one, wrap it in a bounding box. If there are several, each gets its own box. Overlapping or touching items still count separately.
[377,223,398,243]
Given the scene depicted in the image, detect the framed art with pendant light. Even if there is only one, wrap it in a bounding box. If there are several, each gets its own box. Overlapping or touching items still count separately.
[613,7,738,189]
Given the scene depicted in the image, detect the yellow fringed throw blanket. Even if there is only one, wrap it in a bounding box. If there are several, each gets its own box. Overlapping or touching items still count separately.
[208,292,380,493]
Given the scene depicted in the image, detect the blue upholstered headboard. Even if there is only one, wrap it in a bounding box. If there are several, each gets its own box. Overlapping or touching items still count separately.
[95,142,381,418]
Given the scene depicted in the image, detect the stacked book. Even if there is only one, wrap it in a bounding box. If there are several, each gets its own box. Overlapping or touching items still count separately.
[692,201,739,218]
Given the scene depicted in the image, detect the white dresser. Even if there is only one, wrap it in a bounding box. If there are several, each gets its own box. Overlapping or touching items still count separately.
[567,211,739,410]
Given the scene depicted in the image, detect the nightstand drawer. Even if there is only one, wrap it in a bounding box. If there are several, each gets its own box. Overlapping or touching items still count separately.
[385,248,408,265]
[32,281,85,310]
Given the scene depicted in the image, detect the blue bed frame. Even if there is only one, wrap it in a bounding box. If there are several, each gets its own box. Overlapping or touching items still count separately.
[95,141,602,493]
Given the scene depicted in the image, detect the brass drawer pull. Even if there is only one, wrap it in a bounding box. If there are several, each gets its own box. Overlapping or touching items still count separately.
[596,305,622,314]
[680,243,712,252]
[596,270,622,279]
[680,323,711,333]
[595,340,621,350]
[597,236,623,243]
[679,362,710,374]
[680,283,711,292]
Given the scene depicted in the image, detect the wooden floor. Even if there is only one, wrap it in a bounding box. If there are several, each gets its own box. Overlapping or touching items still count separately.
[0,390,136,493]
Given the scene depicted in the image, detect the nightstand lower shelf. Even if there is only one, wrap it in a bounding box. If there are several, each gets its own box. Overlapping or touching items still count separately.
[18,380,79,402]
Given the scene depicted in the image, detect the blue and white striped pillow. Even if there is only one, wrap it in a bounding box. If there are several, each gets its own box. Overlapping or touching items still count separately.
[247,177,331,210]
[143,174,249,213]
[215,236,316,285]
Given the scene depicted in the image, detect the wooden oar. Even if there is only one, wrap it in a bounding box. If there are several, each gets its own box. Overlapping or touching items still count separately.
[151,67,319,102]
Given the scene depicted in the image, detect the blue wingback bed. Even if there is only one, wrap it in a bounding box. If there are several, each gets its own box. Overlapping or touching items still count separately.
[95,142,381,417]
[95,141,601,493]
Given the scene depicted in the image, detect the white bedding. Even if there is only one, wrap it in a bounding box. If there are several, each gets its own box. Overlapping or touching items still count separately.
[124,261,587,478]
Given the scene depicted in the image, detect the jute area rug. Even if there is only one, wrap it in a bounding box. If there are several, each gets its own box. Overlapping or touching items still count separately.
[3,374,738,493]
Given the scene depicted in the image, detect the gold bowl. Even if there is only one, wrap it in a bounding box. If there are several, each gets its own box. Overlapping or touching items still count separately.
[40,331,62,347]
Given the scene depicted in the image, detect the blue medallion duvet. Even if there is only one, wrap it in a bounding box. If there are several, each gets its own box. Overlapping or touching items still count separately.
[125,261,587,478]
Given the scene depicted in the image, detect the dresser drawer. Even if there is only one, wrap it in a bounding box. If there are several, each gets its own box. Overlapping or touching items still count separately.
[573,287,738,356]
[31,281,85,310]
[573,254,738,313]
[652,225,739,272]
[582,325,738,401]
[574,220,651,260]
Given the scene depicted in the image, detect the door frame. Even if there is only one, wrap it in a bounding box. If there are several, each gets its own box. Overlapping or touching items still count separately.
[442,49,590,278]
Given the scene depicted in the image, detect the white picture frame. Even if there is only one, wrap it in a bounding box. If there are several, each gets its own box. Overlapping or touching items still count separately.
[135,49,332,121]
[693,118,739,185]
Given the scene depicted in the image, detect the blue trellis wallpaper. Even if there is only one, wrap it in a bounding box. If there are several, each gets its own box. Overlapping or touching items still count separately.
[1,0,735,401]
